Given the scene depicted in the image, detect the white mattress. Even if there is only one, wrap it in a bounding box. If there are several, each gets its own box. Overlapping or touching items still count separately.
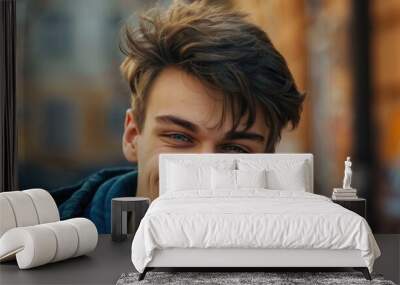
[131,190,381,273]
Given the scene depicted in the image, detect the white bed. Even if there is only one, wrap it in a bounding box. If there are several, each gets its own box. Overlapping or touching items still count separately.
[131,153,380,280]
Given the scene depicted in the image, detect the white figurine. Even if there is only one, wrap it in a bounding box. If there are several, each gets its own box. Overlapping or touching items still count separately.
[342,156,352,189]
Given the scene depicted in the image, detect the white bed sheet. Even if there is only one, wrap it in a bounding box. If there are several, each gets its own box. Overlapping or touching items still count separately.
[131,190,380,273]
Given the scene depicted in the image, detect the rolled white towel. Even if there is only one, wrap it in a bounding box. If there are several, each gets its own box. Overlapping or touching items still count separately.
[0,218,98,269]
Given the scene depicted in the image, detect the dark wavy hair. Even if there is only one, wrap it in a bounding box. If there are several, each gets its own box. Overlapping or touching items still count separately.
[119,0,305,152]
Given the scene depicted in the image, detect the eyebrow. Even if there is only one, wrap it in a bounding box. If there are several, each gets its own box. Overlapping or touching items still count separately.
[225,131,265,142]
[156,115,199,133]
[155,115,265,142]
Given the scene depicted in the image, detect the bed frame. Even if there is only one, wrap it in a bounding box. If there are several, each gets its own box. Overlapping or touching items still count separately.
[141,248,371,280]
[138,154,371,280]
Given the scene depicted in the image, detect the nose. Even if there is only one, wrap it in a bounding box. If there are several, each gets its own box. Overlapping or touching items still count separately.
[197,141,217,154]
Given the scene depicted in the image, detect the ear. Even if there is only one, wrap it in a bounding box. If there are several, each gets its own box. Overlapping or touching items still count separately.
[122,109,139,163]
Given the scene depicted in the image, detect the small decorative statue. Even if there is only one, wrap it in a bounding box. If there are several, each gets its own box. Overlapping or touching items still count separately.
[342,156,352,189]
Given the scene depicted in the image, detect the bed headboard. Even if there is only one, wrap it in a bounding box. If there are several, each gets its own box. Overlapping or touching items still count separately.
[158,153,314,195]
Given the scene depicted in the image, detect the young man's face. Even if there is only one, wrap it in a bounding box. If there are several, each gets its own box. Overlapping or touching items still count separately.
[123,66,269,200]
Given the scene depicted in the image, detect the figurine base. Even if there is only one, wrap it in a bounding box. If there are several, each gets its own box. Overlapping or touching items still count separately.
[333,188,357,192]
[332,188,358,200]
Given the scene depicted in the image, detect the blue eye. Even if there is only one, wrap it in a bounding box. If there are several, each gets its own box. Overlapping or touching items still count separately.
[167,133,192,143]
[221,145,248,153]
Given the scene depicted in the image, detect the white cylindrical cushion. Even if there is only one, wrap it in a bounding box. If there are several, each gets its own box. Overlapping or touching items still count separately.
[0,226,57,269]
[0,196,17,237]
[23,189,60,224]
[0,191,39,227]
[42,221,79,262]
[65,218,98,257]
[0,218,98,269]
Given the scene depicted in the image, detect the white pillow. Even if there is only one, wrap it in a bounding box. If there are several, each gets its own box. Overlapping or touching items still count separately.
[167,162,211,191]
[166,159,236,171]
[266,164,307,191]
[211,168,236,190]
[166,159,236,192]
[236,169,267,188]
[211,168,267,190]
[237,159,309,191]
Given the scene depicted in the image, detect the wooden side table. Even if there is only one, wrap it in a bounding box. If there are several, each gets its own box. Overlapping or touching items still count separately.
[332,198,367,219]
[111,197,150,242]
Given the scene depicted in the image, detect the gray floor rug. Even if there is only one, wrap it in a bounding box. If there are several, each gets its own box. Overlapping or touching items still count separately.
[116,271,396,285]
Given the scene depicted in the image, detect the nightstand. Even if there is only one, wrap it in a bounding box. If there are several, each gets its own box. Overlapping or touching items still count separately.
[111,197,150,242]
[332,198,366,219]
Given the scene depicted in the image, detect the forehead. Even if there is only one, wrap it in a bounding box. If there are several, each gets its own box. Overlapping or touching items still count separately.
[144,66,267,133]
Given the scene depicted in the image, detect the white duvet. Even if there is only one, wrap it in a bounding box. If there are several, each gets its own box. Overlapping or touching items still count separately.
[131,190,380,273]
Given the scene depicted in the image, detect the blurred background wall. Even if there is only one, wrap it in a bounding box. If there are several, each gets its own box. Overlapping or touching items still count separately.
[16,0,399,233]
